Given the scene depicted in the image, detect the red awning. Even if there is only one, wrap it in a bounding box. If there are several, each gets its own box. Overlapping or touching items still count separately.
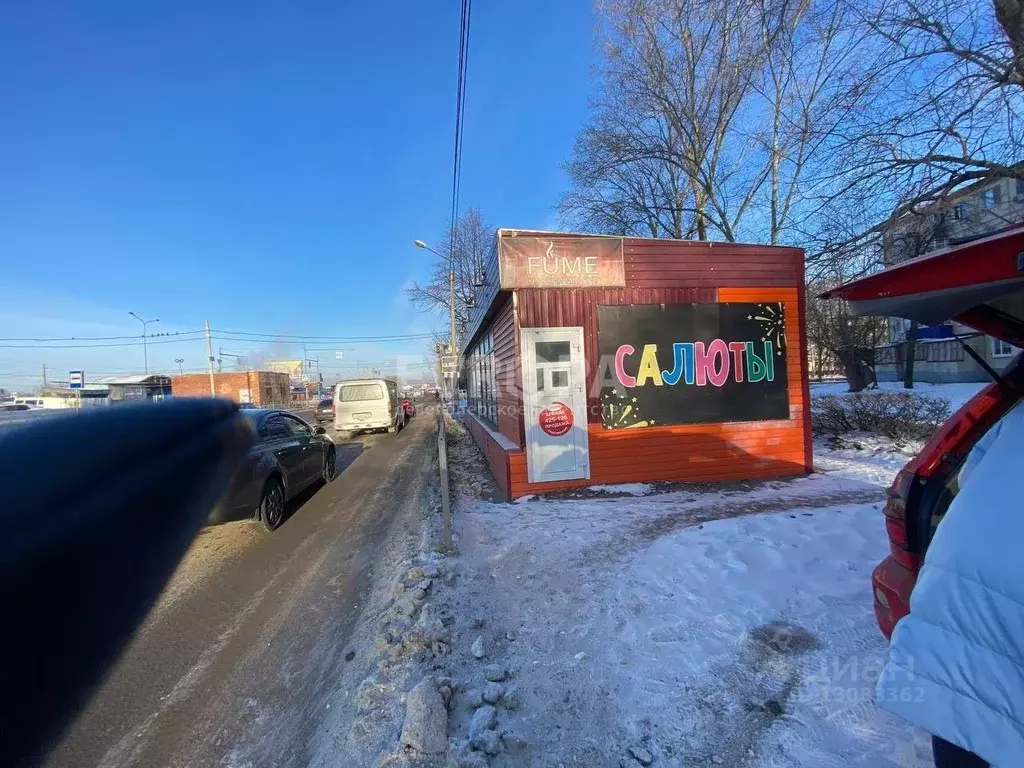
[821,226,1024,325]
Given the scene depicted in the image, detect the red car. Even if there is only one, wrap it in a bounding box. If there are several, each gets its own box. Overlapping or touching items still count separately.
[824,226,1024,638]
[402,398,416,418]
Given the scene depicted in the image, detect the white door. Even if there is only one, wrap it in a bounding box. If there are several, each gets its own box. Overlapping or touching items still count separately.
[522,327,590,483]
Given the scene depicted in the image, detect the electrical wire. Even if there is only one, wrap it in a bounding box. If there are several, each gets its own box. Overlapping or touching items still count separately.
[213,330,436,342]
[447,0,472,261]
[453,0,472,227]
[0,331,435,349]
[0,331,205,342]
[0,337,209,349]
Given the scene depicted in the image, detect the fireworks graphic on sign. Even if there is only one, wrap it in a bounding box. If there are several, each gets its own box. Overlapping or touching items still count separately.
[746,302,787,357]
[601,389,655,429]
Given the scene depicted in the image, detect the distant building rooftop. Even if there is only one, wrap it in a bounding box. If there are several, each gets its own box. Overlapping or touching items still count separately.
[97,374,172,385]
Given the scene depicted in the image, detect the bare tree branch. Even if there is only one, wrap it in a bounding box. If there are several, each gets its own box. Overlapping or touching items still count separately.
[406,208,493,342]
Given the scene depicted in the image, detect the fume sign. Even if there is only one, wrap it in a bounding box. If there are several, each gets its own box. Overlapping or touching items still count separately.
[498,236,625,289]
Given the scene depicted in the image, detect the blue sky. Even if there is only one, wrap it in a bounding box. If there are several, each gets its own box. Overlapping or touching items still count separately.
[0,0,594,389]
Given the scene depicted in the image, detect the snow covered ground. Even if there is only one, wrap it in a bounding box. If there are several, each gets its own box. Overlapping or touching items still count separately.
[437,426,932,767]
[813,434,921,489]
[810,379,985,412]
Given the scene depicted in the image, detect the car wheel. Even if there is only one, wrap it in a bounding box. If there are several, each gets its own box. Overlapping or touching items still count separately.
[259,478,285,532]
[322,448,336,483]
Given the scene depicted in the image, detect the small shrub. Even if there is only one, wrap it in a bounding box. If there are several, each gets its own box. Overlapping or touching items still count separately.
[811,392,951,444]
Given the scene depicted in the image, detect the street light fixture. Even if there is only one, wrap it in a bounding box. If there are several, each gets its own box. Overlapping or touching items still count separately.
[174,358,185,375]
[414,239,457,399]
[128,311,160,374]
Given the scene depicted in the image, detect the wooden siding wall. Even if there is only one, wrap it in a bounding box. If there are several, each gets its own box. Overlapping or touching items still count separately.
[623,238,802,288]
[517,286,716,422]
[464,235,810,500]
[491,295,522,446]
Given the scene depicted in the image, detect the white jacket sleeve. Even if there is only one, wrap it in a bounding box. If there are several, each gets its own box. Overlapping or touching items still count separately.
[877,400,1024,767]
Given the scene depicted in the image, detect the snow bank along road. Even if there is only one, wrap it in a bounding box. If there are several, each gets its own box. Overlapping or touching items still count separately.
[44,411,435,768]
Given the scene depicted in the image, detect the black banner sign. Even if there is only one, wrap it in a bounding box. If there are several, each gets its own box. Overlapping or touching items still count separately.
[598,303,790,429]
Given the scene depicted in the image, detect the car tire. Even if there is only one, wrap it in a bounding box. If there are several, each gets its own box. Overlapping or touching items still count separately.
[259,477,285,532]
[322,448,336,483]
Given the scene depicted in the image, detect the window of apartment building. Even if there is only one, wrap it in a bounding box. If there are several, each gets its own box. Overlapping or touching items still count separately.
[991,338,1016,358]
[466,332,497,426]
[953,200,973,220]
[1017,177,1024,198]
[981,186,1002,209]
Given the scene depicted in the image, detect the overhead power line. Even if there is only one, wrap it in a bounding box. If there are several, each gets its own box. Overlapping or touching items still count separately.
[0,332,435,349]
[0,330,205,343]
[449,0,473,252]
[213,330,436,342]
[0,336,208,349]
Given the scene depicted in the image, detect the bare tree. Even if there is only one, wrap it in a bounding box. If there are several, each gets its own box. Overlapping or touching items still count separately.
[407,208,493,342]
[558,85,697,238]
[879,209,949,387]
[806,277,889,390]
[814,0,1024,229]
[560,0,865,244]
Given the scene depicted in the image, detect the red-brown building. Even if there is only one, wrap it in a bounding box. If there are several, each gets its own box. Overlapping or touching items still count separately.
[171,371,290,405]
[461,229,811,501]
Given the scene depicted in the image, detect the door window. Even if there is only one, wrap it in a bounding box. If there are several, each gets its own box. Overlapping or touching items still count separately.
[282,415,313,437]
[259,415,291,441]
[535,341,571,363]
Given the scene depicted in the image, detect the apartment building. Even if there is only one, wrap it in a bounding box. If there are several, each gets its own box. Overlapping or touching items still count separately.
[877,174,1024,383]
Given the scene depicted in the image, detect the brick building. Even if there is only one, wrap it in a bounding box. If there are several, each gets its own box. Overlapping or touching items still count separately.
[171,371,290,405]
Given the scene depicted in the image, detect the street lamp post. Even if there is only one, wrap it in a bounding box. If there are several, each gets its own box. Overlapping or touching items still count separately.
[414,239,457,398]
[174,358,185,375]
[128,312,160,374]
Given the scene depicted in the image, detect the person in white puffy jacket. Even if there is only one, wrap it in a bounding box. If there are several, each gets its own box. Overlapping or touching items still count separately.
[877,399,1024,768]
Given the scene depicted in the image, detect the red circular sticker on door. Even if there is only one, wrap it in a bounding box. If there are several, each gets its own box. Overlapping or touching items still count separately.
[538,402,574,437]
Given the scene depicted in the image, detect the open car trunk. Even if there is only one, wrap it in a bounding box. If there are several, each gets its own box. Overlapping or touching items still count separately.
[823,226,1024,638]
[821,225,1024,348]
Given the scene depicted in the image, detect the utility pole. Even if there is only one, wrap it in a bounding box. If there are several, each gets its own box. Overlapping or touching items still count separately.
[42,364,47,388]
[129,311,159,374]
[414,240,459,402]
[205,320,216,395]
[449,267,456,398]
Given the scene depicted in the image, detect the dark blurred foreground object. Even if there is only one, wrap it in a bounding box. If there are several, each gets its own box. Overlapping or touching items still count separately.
[0,399,254,766]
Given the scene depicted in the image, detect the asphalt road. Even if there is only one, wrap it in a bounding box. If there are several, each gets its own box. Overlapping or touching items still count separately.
[44,410,435,768]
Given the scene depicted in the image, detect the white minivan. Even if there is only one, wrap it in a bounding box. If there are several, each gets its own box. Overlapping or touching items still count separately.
[333,378,405,439]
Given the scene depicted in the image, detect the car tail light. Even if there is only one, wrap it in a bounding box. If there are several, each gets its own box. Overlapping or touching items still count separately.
[883,470,918,570]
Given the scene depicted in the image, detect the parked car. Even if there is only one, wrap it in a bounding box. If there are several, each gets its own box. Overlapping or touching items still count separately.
[313,397,335,424]
[220,409,336,531]
[402,398,416,418]
[334,378,405,439]
[823,226,1024,639]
